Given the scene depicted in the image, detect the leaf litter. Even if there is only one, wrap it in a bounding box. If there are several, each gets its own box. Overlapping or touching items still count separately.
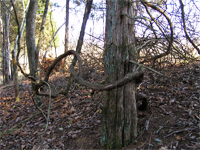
[0,63,200,149]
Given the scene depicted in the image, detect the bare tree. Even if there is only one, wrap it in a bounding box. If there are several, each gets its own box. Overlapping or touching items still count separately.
[1,0,11,84]
[26,0,38,90]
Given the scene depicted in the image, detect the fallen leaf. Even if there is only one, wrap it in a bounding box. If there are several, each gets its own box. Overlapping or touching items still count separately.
[86,107,91,111]
[63,103,69,108]
[15,117,20,122]
[66,110,73,115]
[13,129,20,136]
[176,135,181,140]
[46,131,51,135]
[71,134,77,138]
[21,145,26,149]
[70,107,76,113]
[20,131,27,137]
[159,146,168,150]
[50,114,55,118]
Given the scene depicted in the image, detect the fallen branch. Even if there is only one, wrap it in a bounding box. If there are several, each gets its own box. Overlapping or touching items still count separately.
[129,60,170,78]
[179,0,200,54]
[163,127,198,138]
[140,0,174,63]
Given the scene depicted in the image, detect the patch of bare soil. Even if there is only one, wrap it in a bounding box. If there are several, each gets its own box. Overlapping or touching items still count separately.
[0,63,200,149]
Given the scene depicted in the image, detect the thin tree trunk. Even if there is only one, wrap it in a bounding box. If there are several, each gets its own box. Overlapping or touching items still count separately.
[11,0,29,101]
[0,11,2,84]
[1,1,11,84]
[65,0,93,95]
[12,50,20,101]
[5,12,10,83]
[65,0,69,52]
[63,0,69,71]
[26,0,38,90]
[101,0,137,148]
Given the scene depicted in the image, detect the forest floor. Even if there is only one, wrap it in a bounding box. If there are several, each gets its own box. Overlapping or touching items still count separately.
[0,63,200,149]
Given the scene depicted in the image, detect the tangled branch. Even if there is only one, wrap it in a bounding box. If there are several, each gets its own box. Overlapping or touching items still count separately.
[179,0,200,54]
[18,50,145,98]
[140,0,174,63]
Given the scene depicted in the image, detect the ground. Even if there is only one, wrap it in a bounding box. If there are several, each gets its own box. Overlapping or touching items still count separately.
[0,63,200,149]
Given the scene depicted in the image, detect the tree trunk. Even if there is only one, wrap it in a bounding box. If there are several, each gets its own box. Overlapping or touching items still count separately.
[12,50,20,101]
[11,0,28,102]
[101,0,137,148]
[63,0,70,72]
[1,1,11,84]
[65,0,69,53]
[26,0,38,90]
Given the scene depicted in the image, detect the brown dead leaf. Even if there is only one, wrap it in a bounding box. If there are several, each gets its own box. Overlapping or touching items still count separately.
[11,115,17,120]
[21,116,27,120]
[79,97,85,100]
[176,135,181,140]
[156,96,164,103]
[56,96,62,101]
[86,107,91,111]
[46,131,51,135]
[4,134,8,138]
[66,107,76,115]
[60,113,67,117]
[66,110,73,115]
[63,103,69,108]
[20,131,27,137]
[38,117,43,121]
[72,119,77,123]
[70,107,76,112]
[50,114,55,118]
[13,129,21,136]
[21,145,26,149]
[33,131,38,135]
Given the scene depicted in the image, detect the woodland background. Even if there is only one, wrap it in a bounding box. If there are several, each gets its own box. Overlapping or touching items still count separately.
[0,0,200,149]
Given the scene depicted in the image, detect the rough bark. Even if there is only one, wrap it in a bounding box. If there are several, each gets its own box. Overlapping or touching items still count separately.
[26,0,38,90]
[0,13,2,84]
[1,1,11,84]
[101,0,137,148]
